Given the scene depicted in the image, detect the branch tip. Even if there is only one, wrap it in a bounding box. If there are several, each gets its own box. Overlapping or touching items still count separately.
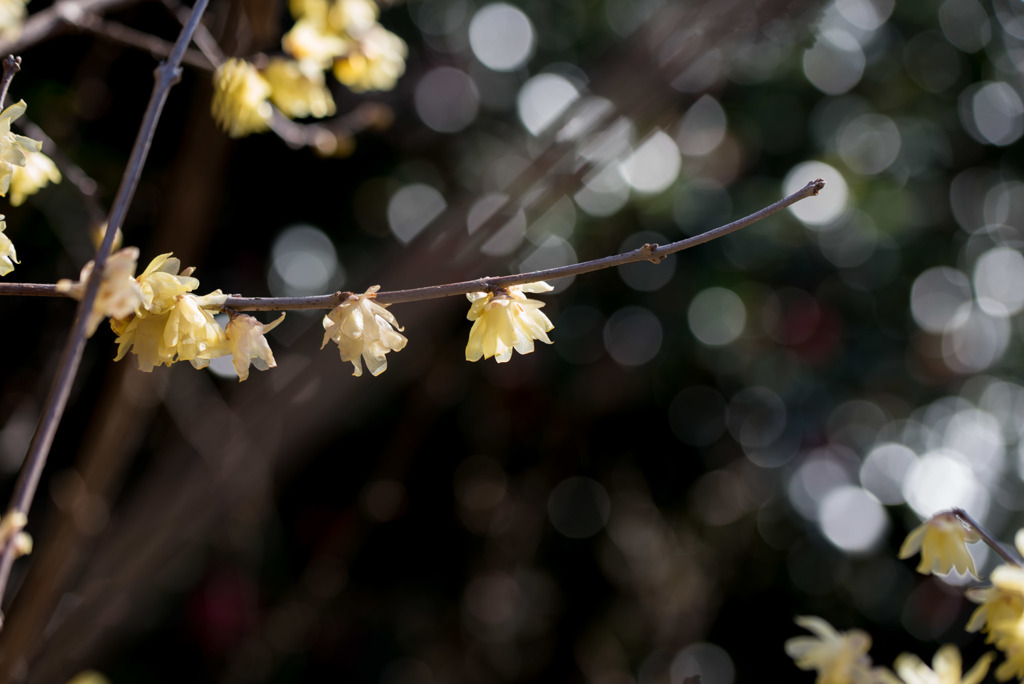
[811,178,825,194]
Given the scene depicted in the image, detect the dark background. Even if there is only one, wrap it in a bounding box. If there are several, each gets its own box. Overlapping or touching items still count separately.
[0,0,1020,681]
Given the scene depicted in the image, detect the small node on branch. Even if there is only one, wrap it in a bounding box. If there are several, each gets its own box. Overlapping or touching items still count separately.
[641,243,665,263]
[811,178,825,194]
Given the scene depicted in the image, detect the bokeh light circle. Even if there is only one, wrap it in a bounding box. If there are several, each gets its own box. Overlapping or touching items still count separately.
[783,162,849,227]
[468,3,536,72]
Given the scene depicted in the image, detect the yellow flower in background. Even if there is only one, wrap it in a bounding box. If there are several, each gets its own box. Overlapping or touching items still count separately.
[282,19,350,65]
[0,100,42,196]
[333,24,407,92]
[465,282,554,363]
[898,511,980,578]
[262,58,336,119]
[881,645,993,684]
[9,148,61,206]
[135,252,200,314]
[327,0,378,34]
[0,0,26,39]
[225,312,286,381]
[56,247,145,336]
[0,215,17,275]
[784,616,875,684]
[322,285,406,377]
[211,59,272,138]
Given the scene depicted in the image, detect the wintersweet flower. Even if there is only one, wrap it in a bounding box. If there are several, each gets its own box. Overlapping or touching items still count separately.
[282,19,349,65]
[0,215,16,276]
[114,292,228,371]
[225,312,286,381]
[263,58,336,119]
[784,616,875,684]
[0,0,26,38]
[465,282,554,363]
[0,100,42,196]
[322,285,406,377]
[326,0,378,34]
[135,253,200,314]
[333,24,407,93]
[878,645,993,684]
[211,59,273,138]
[56,247,145,336]
[898,511,980,578]
[9,148,61,206]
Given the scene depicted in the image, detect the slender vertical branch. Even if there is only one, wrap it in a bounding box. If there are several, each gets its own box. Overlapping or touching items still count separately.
[0,0,213,623]
[0,55,20,110]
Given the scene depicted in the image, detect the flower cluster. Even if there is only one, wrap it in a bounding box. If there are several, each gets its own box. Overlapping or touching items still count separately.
[786,616,993,684]
[211,0,405,138]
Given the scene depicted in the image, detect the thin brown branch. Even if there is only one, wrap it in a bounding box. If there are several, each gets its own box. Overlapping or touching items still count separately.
[953,507,1022,567]
[0,55,20,110]
[69,12,213,70]
[0,0,213,623]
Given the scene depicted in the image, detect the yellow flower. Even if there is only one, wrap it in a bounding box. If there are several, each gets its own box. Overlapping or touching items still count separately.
[225,312,286,381]
[282,19,350,65]
[8,148,61,206]
[326,0,378,34]
[114,292,228,371]
[465,282,554,363]
[135,252,200,314]
[898,511,980,578]
[321,285,406,376]
[880,645,993,684]
[211,59,273,138]
[0,215,17,276]
[0,100,42,196]
[262,58,336,119]
[962,529,1024,681]
[784,616,875,684]
[333,24,407,92]
[0,0,26,39]
[56,247,145,336]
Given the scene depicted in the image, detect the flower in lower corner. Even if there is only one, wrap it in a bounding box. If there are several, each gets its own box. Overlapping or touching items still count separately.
[465,282,554,363]
[898,511,980,578]
[784,616,876,684]
[880,645,994,684]
[225,312,286,381]
[0,215,17,275]
[322,286,407,376]
[211,59,273,138]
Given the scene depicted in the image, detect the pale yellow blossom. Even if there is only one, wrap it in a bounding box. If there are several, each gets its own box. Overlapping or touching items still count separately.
[0,100,42,196]
[784,616,875,684]
[333,24,406,92]
[877,645,993,684]
[56,247,145,336]
[963,529,1024,681]
[114,292,228,371]
[465,282,554,363]
[135,252,200,314]
[8,148,61,206]
[327,0,378,34]
[211,59,272,138]
[322,285,406,376]
[282,19,350,65]
[262,58,336,119]
[0,0,26,39]
[0,215,16,276]
[898,511,980,578]
[225,313,286,381]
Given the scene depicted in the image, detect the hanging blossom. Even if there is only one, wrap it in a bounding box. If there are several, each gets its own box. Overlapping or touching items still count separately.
[465,282,554,363]
[262,58,336,119]
[877,645,993,684]
[211,59,273,138]
[898,511,981,578]
[322,285,407,377]
[964,529,1024,681]
[0,100,43,196]
[56,247,145,336]
[109,253,228,372]
[784,616,878,684]
[0,215,16,276]
[9,148,61,207]
[333,23,407,93]
[225,313,286,382]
